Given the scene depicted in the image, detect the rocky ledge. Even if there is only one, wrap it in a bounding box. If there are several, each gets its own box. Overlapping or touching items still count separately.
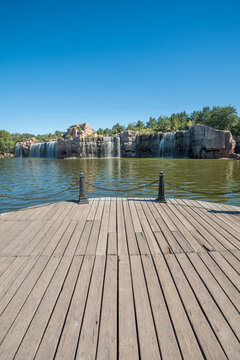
[14,123,239,159]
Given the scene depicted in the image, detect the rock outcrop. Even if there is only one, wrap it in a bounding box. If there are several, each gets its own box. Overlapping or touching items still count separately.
[190,124,235,158]
[66,123,96,138]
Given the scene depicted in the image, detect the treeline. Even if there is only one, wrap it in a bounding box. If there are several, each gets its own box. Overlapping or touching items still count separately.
[0,130,63,154]
[1,105,239,154]
[97,105,240,136]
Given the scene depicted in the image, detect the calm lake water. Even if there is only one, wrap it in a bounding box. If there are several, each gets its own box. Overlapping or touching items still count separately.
[0,158,240,213]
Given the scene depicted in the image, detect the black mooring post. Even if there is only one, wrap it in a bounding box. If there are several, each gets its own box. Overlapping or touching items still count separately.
[156,171,166,203]
[78,173,89,204]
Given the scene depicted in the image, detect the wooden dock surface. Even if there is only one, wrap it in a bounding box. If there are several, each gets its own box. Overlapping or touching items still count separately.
[0,198,239,359]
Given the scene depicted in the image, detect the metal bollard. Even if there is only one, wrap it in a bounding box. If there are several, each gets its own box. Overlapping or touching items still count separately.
[156,171,166,203]
[78,173,89,204]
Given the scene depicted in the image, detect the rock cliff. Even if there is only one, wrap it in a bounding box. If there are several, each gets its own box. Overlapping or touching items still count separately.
[14,123,238,159]
[190,124,235,158]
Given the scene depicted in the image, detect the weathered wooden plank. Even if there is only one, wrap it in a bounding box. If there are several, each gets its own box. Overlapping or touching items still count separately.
[219,250,240,274]
[0,256,16,278]
[75,220,94,256]
[0,255,49,342]
[96,200,111,255]
[153,231,169,254]
[177,253,240,359]
[28,203,55,221]
[141,255,181,359]
[188,253,240,339]
[146,201,182,253]
[162,203,205,252]
[108,198,117,233]
[30,218,68,256]
[50,201,74,222]
[39,202,62,221]
[183,205,238,251]
[173,203,226,251]
[0,256,60,360]
[116,200,128,256]
[119,256,139,360]
[0,256,38,315]
[35,256,83,360]
[41,218,73,256]
[199,252,240,312]
[130,255,161,359]
[197,202,240,234]
[107,232,117,255]
[97,255,117,359]
[0,220,40,255]
[166,254,226,359]
[153,254,204,359]
[53,220,78,256]
[14,256,73,360]
[128,199,142,233]
[75,255,106,360]
[0,257,28,292]
[5,220,47,256]
[123,200,139,255]
[18,220,57,256]
[210,252,240,291]
[135,232,150,254]
[0,221,23,244]
[134,201,161,254]
[191,206,240,250]
[51,258,94,360]
[66,200,97,256]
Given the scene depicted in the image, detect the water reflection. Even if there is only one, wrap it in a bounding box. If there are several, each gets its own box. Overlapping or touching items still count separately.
[0,158,240,213]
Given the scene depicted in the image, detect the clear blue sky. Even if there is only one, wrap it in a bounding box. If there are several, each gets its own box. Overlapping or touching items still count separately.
[0,0,239,134]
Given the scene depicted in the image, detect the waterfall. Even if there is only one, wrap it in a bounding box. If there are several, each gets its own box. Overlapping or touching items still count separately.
[29,141,58,158]
[46,141,58,158]
[102,137,120,158]
[29,143,44,157]
[116,136,121,158]
[158,132,177,157]
[183,130,191,157]
[157,134,166,157]
[15,144,23,157]
[103,137,113,158]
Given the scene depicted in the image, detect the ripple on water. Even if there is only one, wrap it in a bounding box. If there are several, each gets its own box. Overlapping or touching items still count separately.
[0,157,240,213]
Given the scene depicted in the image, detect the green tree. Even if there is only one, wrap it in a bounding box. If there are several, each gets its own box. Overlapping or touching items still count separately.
[127,122,137,130]
[135,120,145,130]
[97,128,105,135]
[190,105,239,134]
[0,130,15,153]
[156,116,171,132]
[111,123,125,134]
[146,117,157,130]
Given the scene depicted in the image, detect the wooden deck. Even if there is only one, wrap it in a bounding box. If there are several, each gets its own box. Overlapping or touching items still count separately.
[0,198,239,359]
